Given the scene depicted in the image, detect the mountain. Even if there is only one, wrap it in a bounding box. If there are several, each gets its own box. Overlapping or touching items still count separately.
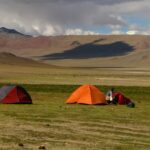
[1,34,150,56]
[0,28,150,68]
[0,27,31,37]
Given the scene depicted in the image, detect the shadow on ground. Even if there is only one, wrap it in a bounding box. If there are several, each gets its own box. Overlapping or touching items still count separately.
[40,40,134,60]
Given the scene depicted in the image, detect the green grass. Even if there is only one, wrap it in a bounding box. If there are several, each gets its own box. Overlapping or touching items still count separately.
[0,84,150,150]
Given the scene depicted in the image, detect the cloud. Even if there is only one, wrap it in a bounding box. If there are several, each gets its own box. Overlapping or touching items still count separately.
[127,24,150,35]
[13,0,142,5]
[0,0,150,35]
[126,30,138,35]
[65,28,100,35]
[111,30,124,35]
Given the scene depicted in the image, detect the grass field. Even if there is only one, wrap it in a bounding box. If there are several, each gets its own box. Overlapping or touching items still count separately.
[0,84,150,150]
[0,64,150,86]
[0,63,150,149]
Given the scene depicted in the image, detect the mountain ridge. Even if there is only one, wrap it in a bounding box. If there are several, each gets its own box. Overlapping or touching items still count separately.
[0,27,31,37]
[0,27,150,68]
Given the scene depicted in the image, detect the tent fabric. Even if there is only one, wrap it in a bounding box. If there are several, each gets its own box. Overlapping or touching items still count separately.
[0,85,32,104]
[113,92,131,105]
[66,85,106,105]
[0,85,15,99]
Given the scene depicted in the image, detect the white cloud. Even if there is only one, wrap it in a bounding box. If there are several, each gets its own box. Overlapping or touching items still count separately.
[65,28,99,35]
[111,30,124,35]
[126,30,139,35]
[127,23,150,35]
[42,25,62,36]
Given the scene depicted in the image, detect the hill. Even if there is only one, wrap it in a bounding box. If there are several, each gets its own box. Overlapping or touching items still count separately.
[0,52,49,67]
[0,28,150,68]
[0,27,31,37]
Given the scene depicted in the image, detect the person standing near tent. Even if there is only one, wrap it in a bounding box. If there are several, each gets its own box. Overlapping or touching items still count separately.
[106,88,117,104]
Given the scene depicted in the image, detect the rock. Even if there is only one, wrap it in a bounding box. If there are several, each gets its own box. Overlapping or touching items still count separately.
[39,145,46,149]
[18,143,24,147]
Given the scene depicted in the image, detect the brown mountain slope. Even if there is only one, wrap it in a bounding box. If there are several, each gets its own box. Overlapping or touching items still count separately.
[0,52,50,67]
[0,34,150,56]
[0,34,150,68]
[43,49,150,68]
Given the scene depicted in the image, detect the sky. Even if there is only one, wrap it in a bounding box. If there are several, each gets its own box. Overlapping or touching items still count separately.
[0,0,150,36]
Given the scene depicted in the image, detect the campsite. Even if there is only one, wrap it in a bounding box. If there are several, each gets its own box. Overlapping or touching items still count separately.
[0,33,150,150]
[0,0,150,149]
[0,62,150,149]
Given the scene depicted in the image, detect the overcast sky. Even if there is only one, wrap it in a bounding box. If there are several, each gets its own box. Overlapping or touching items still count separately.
[0,0,150,36]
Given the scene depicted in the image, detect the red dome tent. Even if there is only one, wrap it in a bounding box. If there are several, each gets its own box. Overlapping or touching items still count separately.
[0,85,32,104]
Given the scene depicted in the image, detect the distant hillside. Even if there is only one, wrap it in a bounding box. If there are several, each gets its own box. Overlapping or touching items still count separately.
[49,49,150,68]
[0,34,150,56]
[0,27,31,37]
[0,28,150,68]
[0,52,49,67]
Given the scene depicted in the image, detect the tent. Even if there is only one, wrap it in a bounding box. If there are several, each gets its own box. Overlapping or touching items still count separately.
[0,85,32,104]
[113,92,131,105]
[66,85,106,105]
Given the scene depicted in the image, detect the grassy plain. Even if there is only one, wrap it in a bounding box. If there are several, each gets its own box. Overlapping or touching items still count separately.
[0,64,150,86]
[0,64,150,150]
[0,84,150,150]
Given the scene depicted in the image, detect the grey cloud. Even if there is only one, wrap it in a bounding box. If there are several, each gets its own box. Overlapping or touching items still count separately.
[14,0,142,5]
[0,0,149,35]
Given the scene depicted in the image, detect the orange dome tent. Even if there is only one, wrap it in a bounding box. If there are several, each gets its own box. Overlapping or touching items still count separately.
[66,85,106,105]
